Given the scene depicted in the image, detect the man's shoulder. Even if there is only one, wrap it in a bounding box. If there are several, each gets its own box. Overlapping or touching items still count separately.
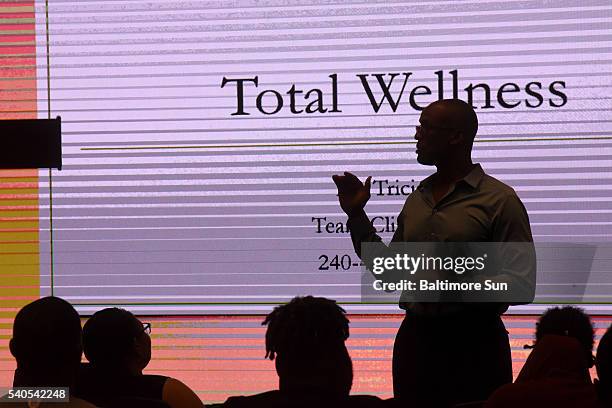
[479,173,520,199]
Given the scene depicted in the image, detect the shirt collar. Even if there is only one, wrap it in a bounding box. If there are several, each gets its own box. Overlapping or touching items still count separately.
[417,163,484,191]
[463,163,485,188]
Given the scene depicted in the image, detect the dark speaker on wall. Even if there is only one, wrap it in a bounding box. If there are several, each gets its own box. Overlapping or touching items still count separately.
[0,117,61,170]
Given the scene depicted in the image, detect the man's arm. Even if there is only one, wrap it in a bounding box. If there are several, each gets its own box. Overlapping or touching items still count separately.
[332,172,405,279]
[492,192,533,242]
[347,209,404,258]
[332,171,375,261]
[490,192,536,304]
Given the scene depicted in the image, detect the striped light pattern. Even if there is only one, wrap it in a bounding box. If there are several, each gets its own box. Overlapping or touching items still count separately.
[0,0,41,392]
[30,1,612,312]
[0,1,40,317]
[2,1,612,402]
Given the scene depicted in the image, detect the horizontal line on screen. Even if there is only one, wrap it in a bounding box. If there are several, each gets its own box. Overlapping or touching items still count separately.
[47,134,612,148]
[7,96,608,114]
[16,58,612,79]
[14,19,612,40]
[30,210,612,221]
[27,220,612,232]
[36,272,359,276]
[54,109,612,125]
[0,20,33,26]
[10,24,612,47]
[59,151,612,162]
[3,99,610,114]
[62,124,612,137]
[5,34,612,58]
[49,283,364,288]
[63,126,612,138]
[38,145,612,159]
[8,84,608,103]
[44,161,612,173]
[31,174,612,186]
[5,46,612,70]
[32,183,612,194]
[34,276,612,284]
[31,173,610,182]
[11,88,592,103]
[35,234,612,243]
[27,190,612,202]
[65,122,612,138]
[41,283,612,289]
[23,14,612,36]
[23,12,612,34]
[56,297,366,301]
[32,197,612,206]
[73,137,612,151]
[3,70,608,91]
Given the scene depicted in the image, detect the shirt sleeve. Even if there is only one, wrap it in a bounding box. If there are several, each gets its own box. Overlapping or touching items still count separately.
[346,211,380,259]
[347,209,405,258]
[346,209,408,288]
[491,192,533,243]
[490,192,536,304]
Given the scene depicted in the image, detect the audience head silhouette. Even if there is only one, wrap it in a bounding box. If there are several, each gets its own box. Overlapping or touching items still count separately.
[535,306,595,367]
[415,98,478,166]
[262,296,352,398]
[10,296,82,389]
[83,307,151,374]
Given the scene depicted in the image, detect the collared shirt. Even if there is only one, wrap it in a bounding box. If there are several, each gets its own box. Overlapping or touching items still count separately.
[348,164,534,316]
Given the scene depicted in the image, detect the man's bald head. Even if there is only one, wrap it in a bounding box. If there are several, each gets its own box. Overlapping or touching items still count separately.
[415,99,479,166]
[10,296,82,388]
[429,99,478,144]
[11,296,82,365]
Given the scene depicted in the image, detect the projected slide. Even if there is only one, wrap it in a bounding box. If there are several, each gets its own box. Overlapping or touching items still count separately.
[24,1,612,313]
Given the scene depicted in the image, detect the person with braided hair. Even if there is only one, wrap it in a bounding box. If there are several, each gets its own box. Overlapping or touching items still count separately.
[485,307,600,408]
[223,296,385,408]
[534,305,596,367]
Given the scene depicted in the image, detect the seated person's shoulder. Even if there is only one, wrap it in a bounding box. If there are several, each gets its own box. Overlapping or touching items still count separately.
[76,364,194,408]
[343,395,387,408]
[223,392,386,408]
[66,397,99,408]
[162,377,204,408]
[0,398,98,408]
[223,391,284,408]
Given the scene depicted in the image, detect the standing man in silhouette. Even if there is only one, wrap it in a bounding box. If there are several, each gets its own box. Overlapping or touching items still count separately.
[333,99,534,407]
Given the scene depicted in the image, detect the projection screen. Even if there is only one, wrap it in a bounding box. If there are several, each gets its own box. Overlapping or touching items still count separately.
[23,0,612,314]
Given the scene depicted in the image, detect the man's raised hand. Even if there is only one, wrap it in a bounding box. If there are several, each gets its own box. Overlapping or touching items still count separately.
[332,172,372,218]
